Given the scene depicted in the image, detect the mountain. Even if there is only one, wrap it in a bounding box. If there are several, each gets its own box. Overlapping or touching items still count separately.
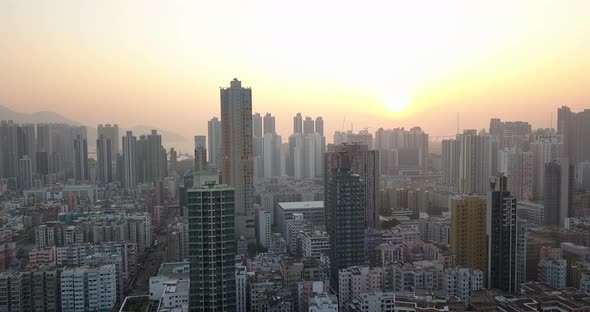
[0,105,81,125]
[0,105,188,146]
[127,125,187,142]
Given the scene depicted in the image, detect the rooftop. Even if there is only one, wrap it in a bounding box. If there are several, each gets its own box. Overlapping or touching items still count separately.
[278,201,324,210]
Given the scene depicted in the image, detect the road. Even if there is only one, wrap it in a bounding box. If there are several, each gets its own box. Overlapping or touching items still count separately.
[127,205,179,296]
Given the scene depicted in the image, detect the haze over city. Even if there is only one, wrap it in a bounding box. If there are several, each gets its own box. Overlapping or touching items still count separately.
[2,2,590,312]
[2,0,590,146]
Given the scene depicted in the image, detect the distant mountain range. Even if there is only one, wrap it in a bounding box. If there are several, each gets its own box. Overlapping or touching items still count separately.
[0,105,81,125]
[0,105,187,143]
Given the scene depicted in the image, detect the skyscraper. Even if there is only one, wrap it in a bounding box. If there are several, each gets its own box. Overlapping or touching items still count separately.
[262,133,281,178]
[303,116,315,134]
[21,123,36,172]
[558,106,590,166]
[487,175,526,293]
[498,148,533,201]
[544,159,573,227]
[488,118,532,150]
[188,180,236,311]
[136,135,148,183]
[17,156,32,191]
[293,113,303,134]
[263,113,276,134]
[442,138,460,192]
[73,135,89,181]
[458,130,494,195]
[147,130,164,182]
[36,123,52,154]
[122,131,137,189]
[325,143,379,229]
[169,147,178,175]
[194,135,207,172]
[96,135,113,183]
[325,165,365,289]
[315,117,324,136]
[252,113,263,138]
[450,195,487,278]
[531,131,563,198]
[0,120,19,179]
[374,127,429,175]
[221,78,255,239]
[97,124,119,160]
[208,117,222,169]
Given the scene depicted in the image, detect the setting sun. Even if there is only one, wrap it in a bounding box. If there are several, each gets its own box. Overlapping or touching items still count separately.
[384,92,413,114]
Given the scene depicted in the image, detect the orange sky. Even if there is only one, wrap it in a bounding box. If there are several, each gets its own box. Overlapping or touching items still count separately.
[1,0,589,151]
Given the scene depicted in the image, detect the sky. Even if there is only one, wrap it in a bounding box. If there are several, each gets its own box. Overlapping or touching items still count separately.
[1,0,590,152]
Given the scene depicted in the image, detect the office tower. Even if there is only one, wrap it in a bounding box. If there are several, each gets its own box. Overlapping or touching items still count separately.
[457,130,494,195]
[220,78,255,239]
[96,135,113,183]
[287,131,325,179]
[208,117,222,169]
[315,117,324,136]
[253,136,264,178]
[544,159,574,227]
[169,147,178,175]
[325,165,365,289]
[0,120,19,179]
[195,136,206,150]
[489,118,532,150]
[487,175,526,293]
[194,135,207,172]
[60,265,117,312]
[161,147,168,178]
[531,131,563,198]
[263,113,276,134]
[252,112,263,138]
[36,151,49,176]
[73,135,89,181]
[498,148,534,201]
[303,116,315,134]
[136,135,148,183]
[325,143,379,229]
[558,106,590,166]
[450,195,487,277]
[122,131,137,189]
[333,129,374,149]
[17,156,32,191]
[115,153,124,185]
[147,130,164,182]
[97,124,120,160]
[375,127,429,175]
[188,181,236,311]
[293,113,303,134]
[36,123,52,154]
[578,161,590,191]
[20,123,36,171]
[442,138,460,191]
[262,133,282,178]
[257,210,271,249]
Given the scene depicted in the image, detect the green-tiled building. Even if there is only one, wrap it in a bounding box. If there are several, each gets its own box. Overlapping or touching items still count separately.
[188,181,236,312]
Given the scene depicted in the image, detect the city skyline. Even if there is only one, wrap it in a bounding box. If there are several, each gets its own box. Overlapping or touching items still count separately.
[3,2,590,311]
[2,1,590,145]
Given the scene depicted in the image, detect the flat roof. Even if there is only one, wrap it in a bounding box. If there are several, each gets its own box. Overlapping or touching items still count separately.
[278,201,323,210]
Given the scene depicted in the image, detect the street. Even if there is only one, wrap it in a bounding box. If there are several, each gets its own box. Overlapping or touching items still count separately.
[127,204,179,296]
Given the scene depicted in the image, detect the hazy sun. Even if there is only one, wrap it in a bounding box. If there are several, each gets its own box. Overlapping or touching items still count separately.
[384,93,412,113]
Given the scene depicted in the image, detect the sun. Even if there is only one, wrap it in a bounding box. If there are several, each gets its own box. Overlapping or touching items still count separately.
[384,92,412,113]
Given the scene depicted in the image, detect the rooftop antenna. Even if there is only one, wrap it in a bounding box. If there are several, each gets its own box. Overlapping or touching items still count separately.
[550,112,553,130]
[456,112,460,135]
